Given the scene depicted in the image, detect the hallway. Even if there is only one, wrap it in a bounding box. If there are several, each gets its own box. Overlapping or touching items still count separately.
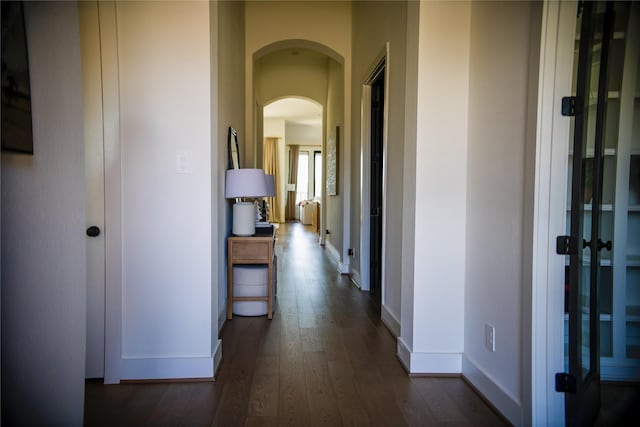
[85,223,507,426]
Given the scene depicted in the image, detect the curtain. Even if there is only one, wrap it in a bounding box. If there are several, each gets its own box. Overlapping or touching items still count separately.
[287,145,299,220]
[263,138,283,223]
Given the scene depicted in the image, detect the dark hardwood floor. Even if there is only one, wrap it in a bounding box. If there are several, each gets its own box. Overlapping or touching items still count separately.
[85,222,507,426]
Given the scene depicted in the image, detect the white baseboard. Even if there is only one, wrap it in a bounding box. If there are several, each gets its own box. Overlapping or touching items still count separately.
[338,261,349,274]
[462,355,521,426]
[397,337,411,371]
[350,267,362,289]
[325,240,341,268]
[119,355,215,380]
[213,339,223,378]
[381,305,400,337]
[324,241,349,274]
[396,337,461,373]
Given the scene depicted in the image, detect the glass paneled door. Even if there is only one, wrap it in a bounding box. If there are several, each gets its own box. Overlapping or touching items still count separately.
[563,1,640,423]
[564,2,614,424]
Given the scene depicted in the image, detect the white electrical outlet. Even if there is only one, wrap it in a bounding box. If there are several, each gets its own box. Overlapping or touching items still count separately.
[485,323,495,352]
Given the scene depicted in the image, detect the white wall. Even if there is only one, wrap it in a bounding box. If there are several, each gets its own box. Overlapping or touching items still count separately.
[463,2,539,424]
[1,2,86,423]
[103,1,213,379]
[351,0,408,334]
[398,0,470,373]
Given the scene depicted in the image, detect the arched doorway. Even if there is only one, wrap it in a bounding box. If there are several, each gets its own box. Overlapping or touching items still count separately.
[263,97,322,229]
[251,42,345,256]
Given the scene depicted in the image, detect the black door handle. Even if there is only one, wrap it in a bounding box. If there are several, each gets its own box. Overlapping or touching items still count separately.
[583,239,612,251]
[86,226,101,237]
[597,239,612,252]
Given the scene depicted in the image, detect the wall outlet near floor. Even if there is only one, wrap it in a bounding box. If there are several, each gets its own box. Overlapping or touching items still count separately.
[485,323,495,352]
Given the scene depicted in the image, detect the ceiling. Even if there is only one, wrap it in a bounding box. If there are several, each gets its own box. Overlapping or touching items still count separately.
[263,97,322,126]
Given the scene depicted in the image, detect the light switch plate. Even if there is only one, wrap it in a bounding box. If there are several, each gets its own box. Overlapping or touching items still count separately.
[176,151,193,174]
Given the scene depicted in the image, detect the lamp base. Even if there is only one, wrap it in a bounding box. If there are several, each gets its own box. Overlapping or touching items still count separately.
[232,202,256,236]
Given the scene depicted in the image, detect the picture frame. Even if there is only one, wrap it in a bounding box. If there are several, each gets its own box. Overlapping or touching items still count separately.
[228,126,240,169]
[326,125,339,196]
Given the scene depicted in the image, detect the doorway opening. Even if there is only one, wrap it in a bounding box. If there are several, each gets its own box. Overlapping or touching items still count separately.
[263,97,323,232]
[360,52,388,316]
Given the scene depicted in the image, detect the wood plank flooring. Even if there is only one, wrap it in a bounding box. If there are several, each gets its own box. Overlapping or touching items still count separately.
[84,222,507,426]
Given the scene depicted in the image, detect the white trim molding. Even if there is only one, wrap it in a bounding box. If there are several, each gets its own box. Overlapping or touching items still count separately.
[530,1,576,424]
[462,355,521,426]
[325,240,341,264]
[381,305,400,338]
[326,240,350,274]
[350,267,362,289]
[213,339,223,378]
[360,44,390,295]
[338,261,350,275]
[396,338,462,374]
[360,83,372,291]
[119,355,215,381]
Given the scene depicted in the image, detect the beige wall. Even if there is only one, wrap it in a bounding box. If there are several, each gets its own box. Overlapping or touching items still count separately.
[217,0,246,330]
[255,57,329,107]
[325,58,344,251]
[245,0,351,167]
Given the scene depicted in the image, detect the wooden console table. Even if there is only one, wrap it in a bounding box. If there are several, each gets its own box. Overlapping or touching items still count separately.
[227,226,275,320]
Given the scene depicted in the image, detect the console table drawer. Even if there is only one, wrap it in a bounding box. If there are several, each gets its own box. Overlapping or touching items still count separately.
[230,240,271,262]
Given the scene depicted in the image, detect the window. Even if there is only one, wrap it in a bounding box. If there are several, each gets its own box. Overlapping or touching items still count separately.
[295,151,309,205]
[314,151,322,198]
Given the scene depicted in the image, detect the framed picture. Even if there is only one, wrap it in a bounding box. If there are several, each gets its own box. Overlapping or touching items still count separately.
[326,125,339,195]
[228,126,240,169]
[1,1,34,154]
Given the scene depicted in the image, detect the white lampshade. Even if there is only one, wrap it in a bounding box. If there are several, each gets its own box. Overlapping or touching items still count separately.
[225,169,267,198]
[265,174,276,197]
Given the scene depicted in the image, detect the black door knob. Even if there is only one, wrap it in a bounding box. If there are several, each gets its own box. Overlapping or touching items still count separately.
[597,239,612,252]
[86,226,101,237]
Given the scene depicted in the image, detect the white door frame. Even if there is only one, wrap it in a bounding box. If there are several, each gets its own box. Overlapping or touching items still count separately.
[360,44,389,301]
[97,0,124,385]
[79,0,106,379]
[530,1,576,424]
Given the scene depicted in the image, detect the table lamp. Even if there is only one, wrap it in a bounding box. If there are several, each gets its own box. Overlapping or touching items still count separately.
[258,174,276,224]
[225,168,267,236]
[265,174,276,197]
